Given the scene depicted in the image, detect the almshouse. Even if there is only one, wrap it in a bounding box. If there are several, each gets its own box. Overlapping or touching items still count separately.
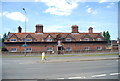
[4,24,107,53]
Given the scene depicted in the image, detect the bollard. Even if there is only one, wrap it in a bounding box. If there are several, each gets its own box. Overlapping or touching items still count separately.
[42,52,46,60]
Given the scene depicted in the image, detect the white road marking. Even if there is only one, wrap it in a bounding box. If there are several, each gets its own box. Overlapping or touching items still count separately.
[110,73,120,75]
[56,78,65,79]
[68,77,82,79]
[91,74,106,78]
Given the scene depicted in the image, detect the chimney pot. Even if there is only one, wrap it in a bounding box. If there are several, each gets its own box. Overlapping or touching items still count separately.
[71,25,79,33]
[18,26,22,33]
[88,27,93,33]
[35,24,43,33]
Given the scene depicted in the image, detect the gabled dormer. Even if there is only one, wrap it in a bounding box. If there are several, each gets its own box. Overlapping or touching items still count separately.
[23,34,37,42]
[45,34,54,42]
[8,34,20,42]
[81,34,93,41]
[94,34,105,41]
[64,34,75,42]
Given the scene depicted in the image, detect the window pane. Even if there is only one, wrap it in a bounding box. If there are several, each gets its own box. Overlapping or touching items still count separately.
[84,47,89,50]
[47,47,52,51]
[26,48,32,52]
[47,39,53,41]
[11,48,17,52]
[97,38,102,41]
[66,38,71,41]
[25,39,32,41]
[66,47,71,51]
[10,39,16,41]
[97,46,102,50]
[84,38,89,41]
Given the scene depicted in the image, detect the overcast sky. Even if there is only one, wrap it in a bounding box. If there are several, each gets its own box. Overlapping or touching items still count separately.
[0,0,119,40]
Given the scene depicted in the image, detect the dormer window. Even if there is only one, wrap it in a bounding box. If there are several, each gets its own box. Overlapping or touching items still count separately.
[25,39,32,42]
[97,38,102,41]
[84,38,89,41]
[66,38,71,41]
[10,39,16,42]
[47,39,53,42]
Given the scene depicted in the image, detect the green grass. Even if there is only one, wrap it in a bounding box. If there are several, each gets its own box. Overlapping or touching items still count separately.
[2,53,118,58]
[82,53,118,56]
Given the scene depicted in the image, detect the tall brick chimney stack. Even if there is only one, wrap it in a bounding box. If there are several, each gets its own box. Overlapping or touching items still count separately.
[71,25,79,33]
[35,24,43,33]
[18,26,22,33]
[88,27,93,33]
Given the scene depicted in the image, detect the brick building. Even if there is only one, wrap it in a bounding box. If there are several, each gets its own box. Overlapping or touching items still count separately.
[4,24,107,54]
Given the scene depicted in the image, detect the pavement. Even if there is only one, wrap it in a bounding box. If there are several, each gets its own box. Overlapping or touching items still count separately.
[37,55,120,63]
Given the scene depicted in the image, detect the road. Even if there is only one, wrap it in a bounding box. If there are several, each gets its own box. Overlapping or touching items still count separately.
[2,55,120,79]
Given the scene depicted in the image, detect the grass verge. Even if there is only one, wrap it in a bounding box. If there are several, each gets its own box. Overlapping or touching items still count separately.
[2,53,118,58]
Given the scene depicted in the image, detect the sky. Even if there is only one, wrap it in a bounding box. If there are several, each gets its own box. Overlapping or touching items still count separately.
[0,0,119,40]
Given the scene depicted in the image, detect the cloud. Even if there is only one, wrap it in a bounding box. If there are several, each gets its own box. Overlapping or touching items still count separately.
[106,2,115,8]
[36,0,78,16]
[99,0,118,3]
[86,8,97,15]
[99,0,107,3]
[2,11,28,22]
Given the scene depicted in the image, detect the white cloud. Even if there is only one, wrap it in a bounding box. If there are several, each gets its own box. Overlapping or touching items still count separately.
[106,2,115,8]
[86,8,97,15]
[99,0,107,3]
[87,8,92,13]
[99,0,118,3]
[2,11,28,22]
[37,0,78,16]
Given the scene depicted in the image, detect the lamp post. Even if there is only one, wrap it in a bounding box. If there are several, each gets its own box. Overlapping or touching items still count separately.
[23,8,27,56]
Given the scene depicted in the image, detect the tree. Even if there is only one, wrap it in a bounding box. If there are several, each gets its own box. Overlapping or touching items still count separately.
[2,33,7,42]
[103,31,111,44]
[106,31,110,43]
[103,31,106,38]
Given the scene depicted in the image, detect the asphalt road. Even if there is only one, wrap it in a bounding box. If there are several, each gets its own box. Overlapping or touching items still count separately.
[2,55,120,79]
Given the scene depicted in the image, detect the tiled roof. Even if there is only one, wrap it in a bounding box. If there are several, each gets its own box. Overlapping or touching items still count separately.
[5,32,106,42]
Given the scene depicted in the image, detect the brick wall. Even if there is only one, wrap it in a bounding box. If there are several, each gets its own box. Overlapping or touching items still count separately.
[4,42,107,52]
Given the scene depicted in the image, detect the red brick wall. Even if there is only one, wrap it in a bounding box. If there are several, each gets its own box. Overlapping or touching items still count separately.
[5,42,107,52]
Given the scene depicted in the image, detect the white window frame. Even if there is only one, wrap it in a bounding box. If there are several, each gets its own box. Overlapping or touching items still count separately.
[66,47,72,51]
[97,38,102,41]
[47,47,52,51]
[84,38,89,41]
[97,46,102,50]
[25,39,32,42]
[47,39,53,42]
[84,47,89,50]
[10,39,17,42]
[66,38,71,41]
[26,48,32,52]
[11,48,17,52]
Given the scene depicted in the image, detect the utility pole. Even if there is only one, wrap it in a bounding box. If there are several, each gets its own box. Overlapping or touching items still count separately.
[23,8,27,56]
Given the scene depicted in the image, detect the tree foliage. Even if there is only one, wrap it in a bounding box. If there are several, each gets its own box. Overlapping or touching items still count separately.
[103,31,111,43]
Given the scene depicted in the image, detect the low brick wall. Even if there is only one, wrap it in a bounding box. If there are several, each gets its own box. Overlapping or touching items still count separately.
[2,49,119,56]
